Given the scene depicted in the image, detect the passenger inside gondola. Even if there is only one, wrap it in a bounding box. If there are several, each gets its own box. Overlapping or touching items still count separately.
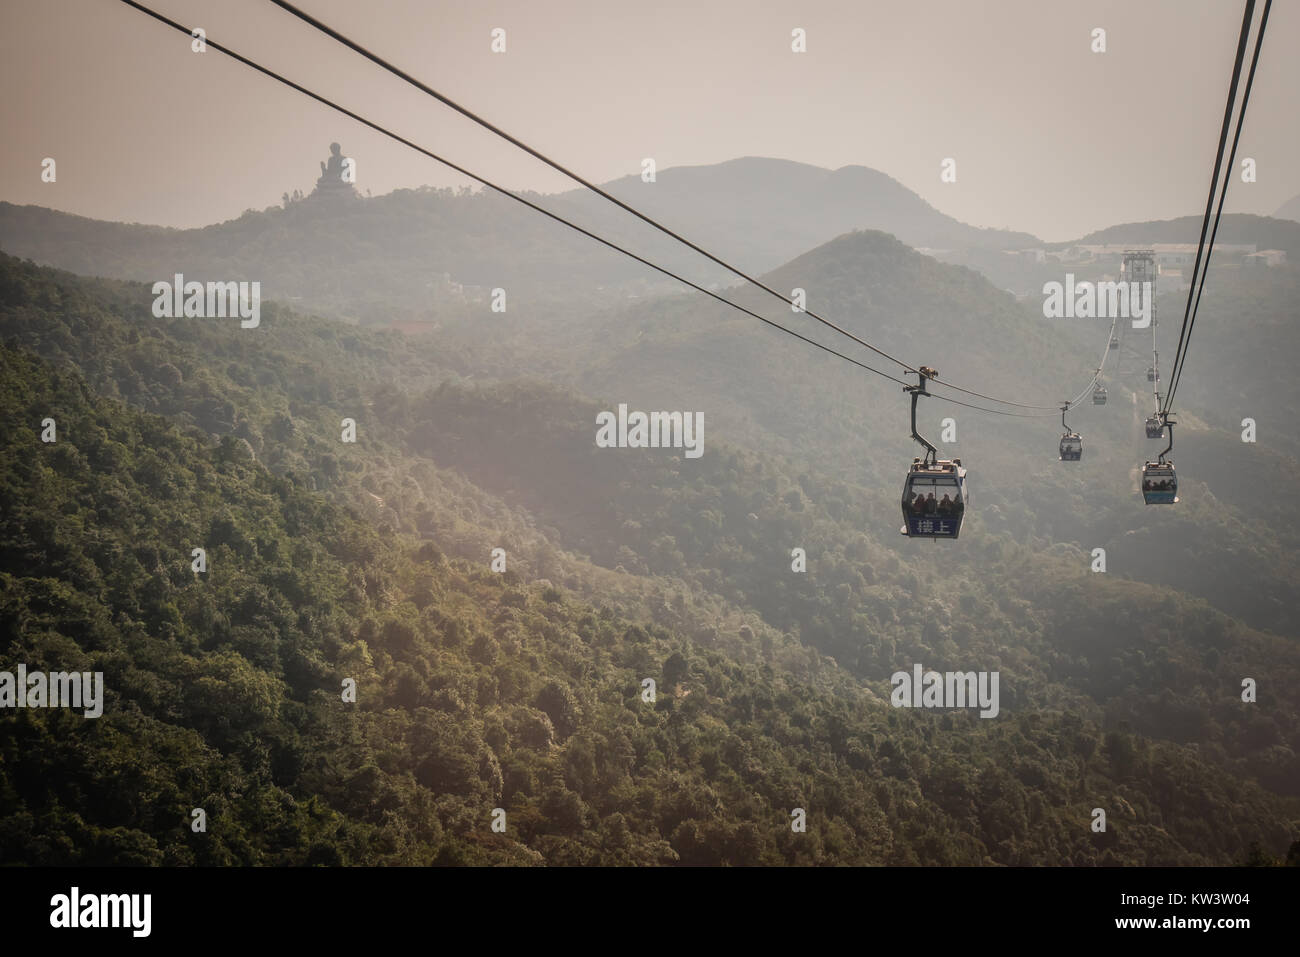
[905,478,963,525]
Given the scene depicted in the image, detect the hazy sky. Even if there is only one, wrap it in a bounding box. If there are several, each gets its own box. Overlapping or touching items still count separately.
[2,0,1295,241]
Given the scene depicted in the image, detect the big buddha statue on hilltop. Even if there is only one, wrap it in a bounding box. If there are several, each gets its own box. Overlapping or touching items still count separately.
[313,142,357,198]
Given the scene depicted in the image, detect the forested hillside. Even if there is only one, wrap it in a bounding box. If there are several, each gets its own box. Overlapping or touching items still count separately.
[1,250,1298,865]
[1,343,1295,866]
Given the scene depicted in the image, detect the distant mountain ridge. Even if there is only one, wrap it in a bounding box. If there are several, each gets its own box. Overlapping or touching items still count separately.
[3,157,1294,319]
[0,156,1040,320]
[1274,194,1300,223]
[553,156,1042,263]
[1061,213,1300,257]
[937,212,1299,296]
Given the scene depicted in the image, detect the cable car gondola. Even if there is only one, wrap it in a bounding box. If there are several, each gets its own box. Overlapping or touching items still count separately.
[900,368,967,540]
[1141,413,1178,504]
[1144,415,1164,438]
[1146,366,1158,382]
[1109,336,1119,350]
[1058,405,1082,461]
[902,458,967,538]
[1141,462,1177,504]
[1092,384,1107,405]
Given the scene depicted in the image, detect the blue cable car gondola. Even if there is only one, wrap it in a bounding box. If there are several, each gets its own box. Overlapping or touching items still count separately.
[1141,412,1178,504]
[1141,462,1178,504]
[901,458,968,539]
[900,368,967,540]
